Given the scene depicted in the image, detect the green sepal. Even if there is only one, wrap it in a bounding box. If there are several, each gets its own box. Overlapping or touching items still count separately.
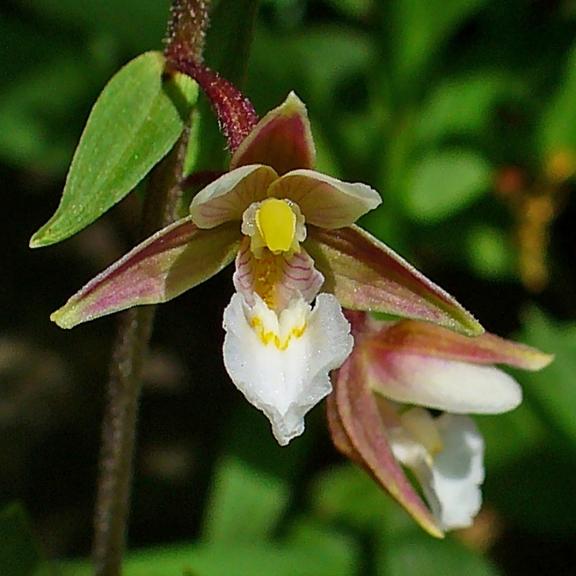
[51,218,240,329]
[306,225,483,336]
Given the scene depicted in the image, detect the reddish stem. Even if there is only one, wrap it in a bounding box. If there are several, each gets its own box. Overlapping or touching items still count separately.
[167,56,259,153]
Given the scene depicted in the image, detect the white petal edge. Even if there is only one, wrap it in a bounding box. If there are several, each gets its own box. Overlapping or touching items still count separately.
[190,165,278,229]
[370,353,522,414]
[429,414,484,530]
[222,292,353,445]
[389,410,484,531]
[268,169,382,229]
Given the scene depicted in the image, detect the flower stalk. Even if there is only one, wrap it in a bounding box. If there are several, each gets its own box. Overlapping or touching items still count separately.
[92,2,209,574]
[92,125,191,576]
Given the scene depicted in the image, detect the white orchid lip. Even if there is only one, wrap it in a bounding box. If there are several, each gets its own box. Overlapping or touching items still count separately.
[223,292,354,445]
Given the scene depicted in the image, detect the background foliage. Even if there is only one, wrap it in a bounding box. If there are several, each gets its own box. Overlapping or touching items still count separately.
[2,0,576,574]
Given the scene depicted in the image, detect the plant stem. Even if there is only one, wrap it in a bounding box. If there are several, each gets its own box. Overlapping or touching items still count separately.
[92,126,190,576]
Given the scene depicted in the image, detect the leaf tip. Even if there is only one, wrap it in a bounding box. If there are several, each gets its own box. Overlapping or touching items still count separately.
[29,228,49,249]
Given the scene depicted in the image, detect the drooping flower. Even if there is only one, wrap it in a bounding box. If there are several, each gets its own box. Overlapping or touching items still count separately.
[50,92,482,445]
[327,312,553,535]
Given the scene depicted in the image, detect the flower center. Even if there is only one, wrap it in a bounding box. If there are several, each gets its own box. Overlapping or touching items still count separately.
[255,198,296,254]
[241,198,305,259]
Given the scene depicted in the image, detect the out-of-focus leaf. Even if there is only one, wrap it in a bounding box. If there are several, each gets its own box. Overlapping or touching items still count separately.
[194,0,260,171]
[284,518,359,569]
[405,150,491,222]
[202,404,311,543]
[388,0,487,89]
[477,404,548,471]
[61,541,357,576]
[0,503,53,576]
[323,0,373,20]
[30,52,197,248]
[18,0,169,53]
[538,43,576,156]
[204,0,260,85]
[377,532,503,576]
[312,464,416,536]
[248,26,373,111]
[247,26,375,177]
[0,50,107,173]
[487,450,576,535]
[416,73,518,145]
[465,225,516,280]
[202,455,290,543]
[518,308,576,445]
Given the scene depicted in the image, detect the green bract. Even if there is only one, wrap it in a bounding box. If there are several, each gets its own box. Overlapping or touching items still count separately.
[30,51,197,248]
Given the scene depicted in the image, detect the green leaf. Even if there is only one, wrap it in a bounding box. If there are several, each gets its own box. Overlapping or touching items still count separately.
[61,541,357,576]
[203,454,291,543]
[311,464,417,536]
[405,149,491,222]
[0,17,115,174]
[416,73,518,146]
[18,0,169,53]
[518,308,576,446]
[0,503,54,576]
[202,404,311,543]
[30,51,197,248]
[284,518,359,569]
[378,532,502,576]
[388,0,487,89]
[465,225,516,280]
[322,0,373,20]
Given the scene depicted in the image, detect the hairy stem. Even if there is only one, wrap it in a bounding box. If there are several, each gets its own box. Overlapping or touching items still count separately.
[92,3,211,572]
[92,125,190,576]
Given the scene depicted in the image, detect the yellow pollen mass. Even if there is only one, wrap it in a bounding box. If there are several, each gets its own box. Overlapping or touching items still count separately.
[255,198,296,254]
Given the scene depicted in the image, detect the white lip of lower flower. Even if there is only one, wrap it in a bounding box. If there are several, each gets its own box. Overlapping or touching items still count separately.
[389,408,485,531]
[223,291,354,445]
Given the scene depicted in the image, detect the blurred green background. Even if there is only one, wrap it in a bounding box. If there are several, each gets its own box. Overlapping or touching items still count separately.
[2,0,576,574]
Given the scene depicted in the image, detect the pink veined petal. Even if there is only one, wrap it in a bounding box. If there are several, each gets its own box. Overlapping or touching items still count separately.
[51,218,241,329]
[365,347,522,414]
[306,225,483,336]
[328,351,444,538]
[268,169,381,229]
[233,238,324,310]
[230,91,316,175]
[367,320,553,371]
[190,165,278,229]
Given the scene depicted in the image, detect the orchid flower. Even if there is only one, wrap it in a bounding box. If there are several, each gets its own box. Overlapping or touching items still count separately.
[51,92,483,445]
[327,312,553,536]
